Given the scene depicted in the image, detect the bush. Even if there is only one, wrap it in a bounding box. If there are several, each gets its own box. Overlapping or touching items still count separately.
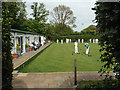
[16,43,20,51]
[25,42,28,47]
[84,79,120,89]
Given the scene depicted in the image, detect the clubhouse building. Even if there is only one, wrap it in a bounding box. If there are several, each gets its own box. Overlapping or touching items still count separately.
[11,29,46,55]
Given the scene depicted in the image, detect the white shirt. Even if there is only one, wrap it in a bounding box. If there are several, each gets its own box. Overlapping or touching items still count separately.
[35,46,37,49]
[30,43,33,47]
[74,42,78,47]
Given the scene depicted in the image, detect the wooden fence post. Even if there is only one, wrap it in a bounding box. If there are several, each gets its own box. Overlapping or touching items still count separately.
[74,58,77,85]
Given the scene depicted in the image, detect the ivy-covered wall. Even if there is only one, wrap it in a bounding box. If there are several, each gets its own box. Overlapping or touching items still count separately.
[2,2,19,89]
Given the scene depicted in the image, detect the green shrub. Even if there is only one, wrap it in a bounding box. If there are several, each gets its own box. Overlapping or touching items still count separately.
[77,79,120,89]
[25,42,28,47]
[16,43,20,51]
[84,79,120,89]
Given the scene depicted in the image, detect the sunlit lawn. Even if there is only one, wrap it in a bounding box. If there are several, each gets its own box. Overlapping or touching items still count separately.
[20,43,103,73]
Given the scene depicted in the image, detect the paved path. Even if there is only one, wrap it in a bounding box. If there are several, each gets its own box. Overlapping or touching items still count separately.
[13,42,52,69]
[12,72,113,88]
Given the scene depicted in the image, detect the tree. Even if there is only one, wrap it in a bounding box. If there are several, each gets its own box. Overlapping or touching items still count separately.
[92,2,120,81]
[45,24,55,40]
[5,2,21,29]
[30,2,49,35]
[2,2,20,89]
[12,2,27,30]
[80,25,97,35]
[51,5,76,28]
[19,19,33,31]
[18,2,27,20]
[53,23,73,35]
[30,20,47,34]
[31,2,49,23]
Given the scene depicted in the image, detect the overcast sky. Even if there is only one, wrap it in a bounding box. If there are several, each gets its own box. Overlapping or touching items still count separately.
[24,0,97,32]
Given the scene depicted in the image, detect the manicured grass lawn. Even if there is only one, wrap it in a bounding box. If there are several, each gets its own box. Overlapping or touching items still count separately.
[20,43,103,73]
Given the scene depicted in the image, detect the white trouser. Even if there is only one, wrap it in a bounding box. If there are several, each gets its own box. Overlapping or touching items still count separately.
[75,46,78,53]
[61,40,63,44]
[86,47,89,54]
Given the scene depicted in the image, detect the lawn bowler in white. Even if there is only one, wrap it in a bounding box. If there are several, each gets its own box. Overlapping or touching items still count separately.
[78,39,80,43]
[61,39,63,44]
[82,39,84,43]
[94,39,96,43]
[67,39,68,43]
[93,39,94,43]
[74,40,79,53]
[90,39,91,43]
[68,39,70,43]
[57,39,59,44]
[66,39,69,43]
[70,39,71,43]
[85,43,90,54]
[96,39,98,43]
